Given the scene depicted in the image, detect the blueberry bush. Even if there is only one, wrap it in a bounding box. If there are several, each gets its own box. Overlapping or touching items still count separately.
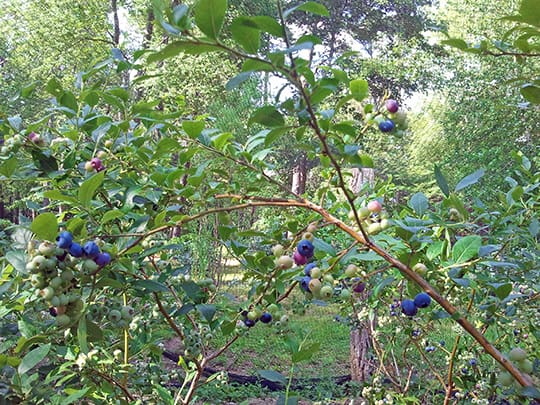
[0,1,538,404]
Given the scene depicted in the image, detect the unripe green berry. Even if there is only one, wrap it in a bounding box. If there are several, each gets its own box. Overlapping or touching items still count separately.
[358,207,371,219]
[345,264,358,278]
[121,306,134,320]
[113,349,123,361]
[320,285,333,300]
[82,259,99,273]
[413,263,428,276]
[56,314,71,328]
[50,296,61,307]
[308,278,322,293]
[40,286,55,301]
[38,241,57,256]
[49,276,63,289]
[367,222,382,235]
[61,269,74,282]
[498,371,514,386]
[323,274,334,285]
[517,359,533,374]
[508,347,527,362]
[30,274,45,288]
[340,288,352,299]
[108,309,122,323]
[271,244,284,257]
[276,255,293,269]
[310,267,322,279]
[302,232,314,241]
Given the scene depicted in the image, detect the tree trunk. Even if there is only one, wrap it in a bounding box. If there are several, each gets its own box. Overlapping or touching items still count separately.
[350,326,372,382]
[350,167,375,193]
[348,171,376,383]
[111,0,120,46]
[291,153,308,195]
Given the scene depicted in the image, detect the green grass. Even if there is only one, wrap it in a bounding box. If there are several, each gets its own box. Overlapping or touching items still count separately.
[209,303,351,379]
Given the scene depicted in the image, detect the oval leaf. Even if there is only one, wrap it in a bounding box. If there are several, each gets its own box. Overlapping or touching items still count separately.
[194,0,227,39]
[455,168,485,192]
[452,235,482,264]
[31,213,58,242]
[18,343,51,375]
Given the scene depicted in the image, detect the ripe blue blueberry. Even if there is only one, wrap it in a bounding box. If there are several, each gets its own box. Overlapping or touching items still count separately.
[56,231,73,249]
[300,275,311,292]
[260,312,272,324]
[469,358,477,366]
[304,262,317,276]
[95,252,111,267]
[401,299,418,316]
[69,242,84,258]
[83,241,100,258]
[414,292,431,309]
[297,239,314,258]
[244,318,256,327]
[378,119,395,133]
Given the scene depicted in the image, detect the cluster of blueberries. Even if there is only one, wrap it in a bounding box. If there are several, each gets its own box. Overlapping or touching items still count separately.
[57,231,111,267]
[399,292,432,317]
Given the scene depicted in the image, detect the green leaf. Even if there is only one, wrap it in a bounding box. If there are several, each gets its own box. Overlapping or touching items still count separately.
[6,251,27,274]
[373,276,395,298]
[181,281,204,302]
[349,79,369,101]
[14,335,48,354]
[441,38,468,50]
[0,156,18,177]
[231,17,260,54]
[408,192,429,216]
[452,235,482,264]
[489,282,512,300]
[196,304,217,323]
[242,58,275,72]
[18,343,51,375]
[519,0,540,27]
[455,168,485,192]
[153,384,174,403]
[46,77,63,98]
[60,387,90,405]
[8,116,22,130]
[102,209,125,224]
[31,151,58,174]
[226,72,253,91]
[291,342,320,363]
[77,316,88,354]
[183,120,205,138]
[249,106,285,127]
[284,2,329,18]
[133,279,170,293]
[31,213,58,241]
[250,16,284,37]
[59,91,78,112]
[78,171,105,208]
[521,84,540,104]
[194,0,227,39]
[312,237,336,256]
[43,190,77,204]
[434,165,450,197]
[257,369,286,384]
[529,217,539,237]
